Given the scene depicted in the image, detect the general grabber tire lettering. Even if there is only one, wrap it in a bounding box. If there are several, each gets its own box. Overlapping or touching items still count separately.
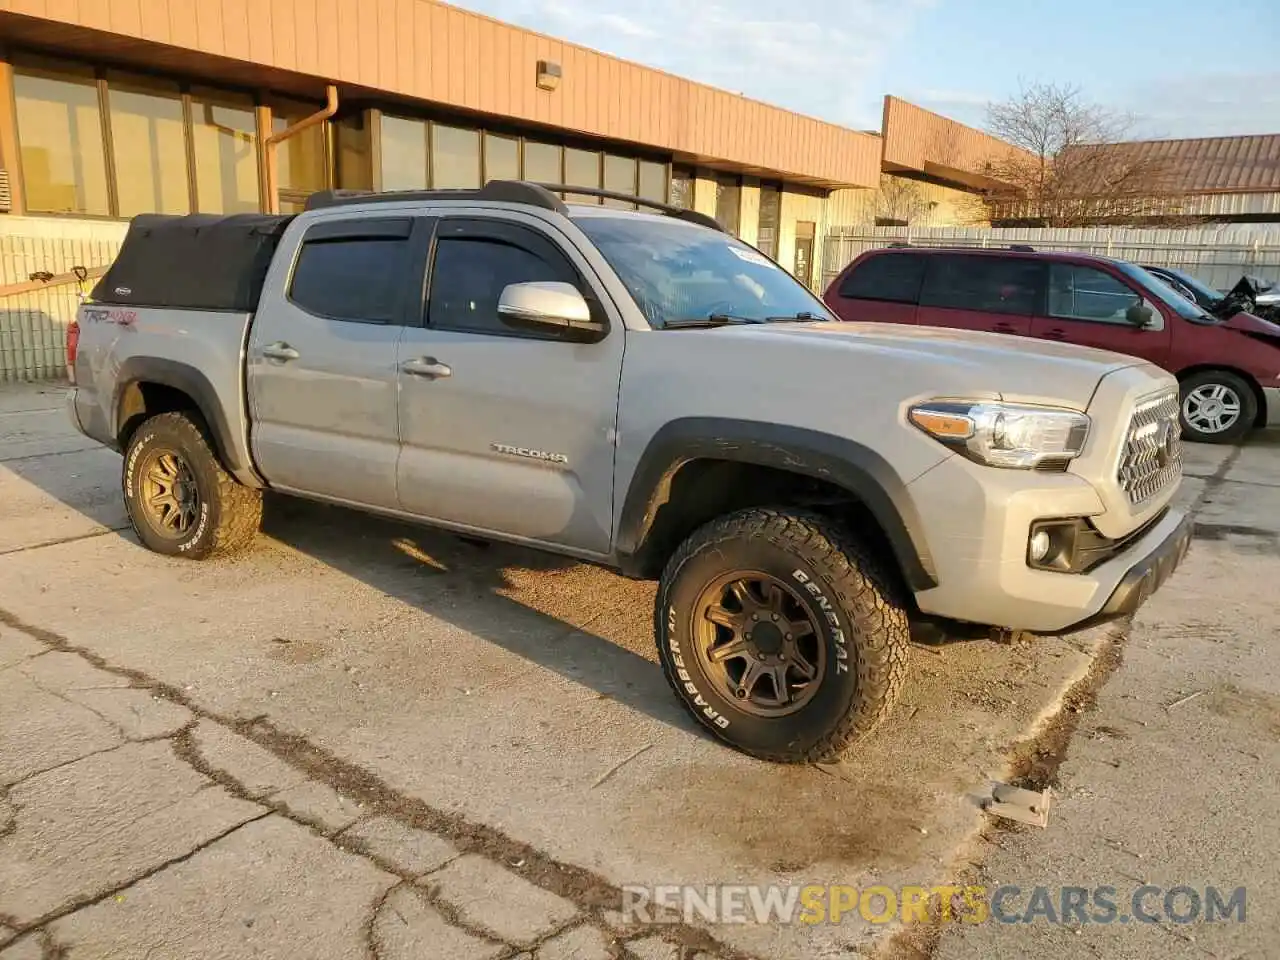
[654,507,910,763]
[122,412,262,559]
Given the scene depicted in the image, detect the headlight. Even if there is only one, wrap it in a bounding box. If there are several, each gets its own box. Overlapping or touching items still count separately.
[908,400,1090,469]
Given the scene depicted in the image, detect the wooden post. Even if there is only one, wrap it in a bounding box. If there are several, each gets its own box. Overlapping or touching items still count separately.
[0,52,28,215]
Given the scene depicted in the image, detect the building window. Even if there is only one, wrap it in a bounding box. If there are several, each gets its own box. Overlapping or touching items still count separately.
[669,166,695,209]
[432,124,480,189]
[638,161,667,204]
[484,134,520,183]
[12,57,110,215]
[756,182,782,258]
[380,114,428,191]
[107,72,190,217]
[564,148,601,204]
[603,155,637,208]
[522,141,562,185]
[715,174,741,236]
[272,97,330,208]
[190,87,259,214]
[335,112,373,190]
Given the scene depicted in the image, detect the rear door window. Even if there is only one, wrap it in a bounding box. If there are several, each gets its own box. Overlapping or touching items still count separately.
[289,218,415,323]
[920,255,1046,316]
[837,252,925,303]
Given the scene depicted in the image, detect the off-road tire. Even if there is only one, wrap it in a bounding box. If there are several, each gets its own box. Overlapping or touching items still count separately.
[654,507,910,763]
[123,412,262,559]
[1179,369,1256,444]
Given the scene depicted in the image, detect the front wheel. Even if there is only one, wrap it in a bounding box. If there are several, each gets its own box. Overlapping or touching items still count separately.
[1179,370,1256,444]
[123,411,262,559]
[654,507,910,763]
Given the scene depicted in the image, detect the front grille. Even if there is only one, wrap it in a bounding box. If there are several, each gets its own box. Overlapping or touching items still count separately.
[1117,389,1183,506]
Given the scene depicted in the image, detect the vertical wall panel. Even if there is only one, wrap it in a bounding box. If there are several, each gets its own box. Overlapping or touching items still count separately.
[271,0,298,71]
[219,0,250,60]
[376,0,397,93]
[246,0,274,67]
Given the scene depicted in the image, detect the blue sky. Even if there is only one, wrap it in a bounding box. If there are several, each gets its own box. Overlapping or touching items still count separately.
[451,0,1280,140]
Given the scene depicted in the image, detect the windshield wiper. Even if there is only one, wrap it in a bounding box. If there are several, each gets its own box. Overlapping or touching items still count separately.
[664,313,758,329]
[764,311,830,322]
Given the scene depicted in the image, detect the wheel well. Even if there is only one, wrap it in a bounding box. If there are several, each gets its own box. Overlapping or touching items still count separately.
[1176,365,1267,427]
[629,458,905,592]
[116,381,202,449]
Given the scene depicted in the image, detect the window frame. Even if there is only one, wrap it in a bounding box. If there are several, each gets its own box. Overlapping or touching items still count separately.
[837,251,927,304]
[424,216,609,342]
[286,216,429,326]
[919,253,1047,317]
[1047,262,1161,329]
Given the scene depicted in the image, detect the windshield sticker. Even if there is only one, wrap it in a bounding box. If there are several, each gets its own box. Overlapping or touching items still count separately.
[728,245,773,268]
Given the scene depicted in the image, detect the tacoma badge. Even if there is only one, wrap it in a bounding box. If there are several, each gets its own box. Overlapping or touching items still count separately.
[490,442,568,464]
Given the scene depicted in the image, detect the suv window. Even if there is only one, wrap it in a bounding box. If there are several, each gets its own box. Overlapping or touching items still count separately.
[1049,264,1142,323]
[289,219,413,323]
[837,252,925,303]
[920,254,1045,316]
[427,220,583,337]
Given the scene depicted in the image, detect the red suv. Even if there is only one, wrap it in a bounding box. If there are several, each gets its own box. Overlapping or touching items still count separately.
[824,246,1280,443]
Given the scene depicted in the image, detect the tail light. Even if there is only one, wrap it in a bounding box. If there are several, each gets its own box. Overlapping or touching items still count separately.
[66,319,80,384]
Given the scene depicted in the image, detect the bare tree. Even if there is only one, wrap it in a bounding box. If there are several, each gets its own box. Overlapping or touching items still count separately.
[978,82,1182,226]
[876,174,930,225]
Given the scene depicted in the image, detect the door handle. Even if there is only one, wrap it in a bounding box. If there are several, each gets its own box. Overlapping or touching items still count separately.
[401,356,452,379]
[262,342,300,362]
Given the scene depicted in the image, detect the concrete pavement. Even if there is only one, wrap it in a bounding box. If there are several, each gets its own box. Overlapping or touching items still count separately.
[1,381,1276,959]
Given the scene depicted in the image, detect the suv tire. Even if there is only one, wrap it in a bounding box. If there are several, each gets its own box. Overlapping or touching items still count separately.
[1179,369,1256,444]
[655,507,909,763]
[123,412,262,559]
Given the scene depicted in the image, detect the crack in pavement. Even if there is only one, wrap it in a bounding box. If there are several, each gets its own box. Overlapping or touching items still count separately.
[0,527,133,558]
[0,605,750,960]
[8,810,274,937]
[2,742,130,791]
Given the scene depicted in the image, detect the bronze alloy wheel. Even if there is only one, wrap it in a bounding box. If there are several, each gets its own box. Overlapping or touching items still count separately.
[137,448,200,539]
[691,570,825,717]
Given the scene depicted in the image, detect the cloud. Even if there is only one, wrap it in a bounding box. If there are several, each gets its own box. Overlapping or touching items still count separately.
[449,0,935,128]
[1123,72,1280,139]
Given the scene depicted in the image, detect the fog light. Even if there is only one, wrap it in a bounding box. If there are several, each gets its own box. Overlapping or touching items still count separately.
[1029,530,1051,563]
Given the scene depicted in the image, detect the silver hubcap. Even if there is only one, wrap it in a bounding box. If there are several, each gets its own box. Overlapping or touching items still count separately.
[1183,384,1242,434]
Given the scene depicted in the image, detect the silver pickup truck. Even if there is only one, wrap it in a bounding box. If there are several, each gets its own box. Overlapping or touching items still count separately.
[67,181,1192,763]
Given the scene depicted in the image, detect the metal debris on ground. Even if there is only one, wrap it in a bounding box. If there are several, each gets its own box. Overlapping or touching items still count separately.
[982,782,1051,828]
[1165,689,1206,710]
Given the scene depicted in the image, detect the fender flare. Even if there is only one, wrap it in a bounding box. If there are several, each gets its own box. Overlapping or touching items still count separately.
[615,417,938,591]
[112,356,257,481]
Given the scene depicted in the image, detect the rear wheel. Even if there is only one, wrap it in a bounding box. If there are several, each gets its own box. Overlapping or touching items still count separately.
[655,507,909,763]
[1179,370,1256,444]
[123,412,262,559]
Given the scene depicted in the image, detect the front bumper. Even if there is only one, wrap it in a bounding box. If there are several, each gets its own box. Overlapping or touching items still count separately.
[1063,509,1193,633]
[908,455,1190,633]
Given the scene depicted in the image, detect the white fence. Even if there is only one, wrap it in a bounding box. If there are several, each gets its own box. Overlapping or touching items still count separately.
[821,225,1280,294]
[1,231,124,382]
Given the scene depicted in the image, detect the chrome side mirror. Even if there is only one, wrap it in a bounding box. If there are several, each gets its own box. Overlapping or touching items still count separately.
[497,282,604,342]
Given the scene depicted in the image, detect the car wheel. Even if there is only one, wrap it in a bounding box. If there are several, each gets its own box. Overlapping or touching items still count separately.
[654,507,909,763]
[123,411,262,559]
[1179,370,1256,444]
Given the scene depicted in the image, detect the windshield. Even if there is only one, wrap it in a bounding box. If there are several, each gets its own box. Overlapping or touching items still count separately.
[574,214,834,328]
[1114,261,1213,321]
